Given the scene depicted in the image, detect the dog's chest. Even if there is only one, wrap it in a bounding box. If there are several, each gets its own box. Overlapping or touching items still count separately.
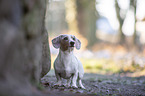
[56,60,77,79]
[55,53,78,79]
[59,66,74,79]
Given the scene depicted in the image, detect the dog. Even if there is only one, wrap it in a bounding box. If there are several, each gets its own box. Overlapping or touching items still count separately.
[52,34,85,89]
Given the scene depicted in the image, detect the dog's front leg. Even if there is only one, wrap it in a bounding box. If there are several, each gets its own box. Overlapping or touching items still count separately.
[71,72,78,88]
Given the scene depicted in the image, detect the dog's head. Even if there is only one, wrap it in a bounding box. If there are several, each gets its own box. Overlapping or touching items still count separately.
[52,34,81,51]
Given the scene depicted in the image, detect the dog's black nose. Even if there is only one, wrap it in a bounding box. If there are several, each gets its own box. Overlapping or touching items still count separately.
[70,41,75,45]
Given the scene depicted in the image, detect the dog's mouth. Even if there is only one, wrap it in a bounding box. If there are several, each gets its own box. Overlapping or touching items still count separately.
[70,45,74,47]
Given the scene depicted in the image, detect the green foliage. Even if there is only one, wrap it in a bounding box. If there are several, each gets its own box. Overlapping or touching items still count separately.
[81,58,121,74]
[36,83,45,91]
[31,80,45,91]
[79,57,145,76]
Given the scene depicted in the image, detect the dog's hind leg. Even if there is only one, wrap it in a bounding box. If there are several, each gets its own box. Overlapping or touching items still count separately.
[66,78,71,87]
[54,72,62,86]
[71,73,78,88]
[78,73,85,89]
[78,79,85,89]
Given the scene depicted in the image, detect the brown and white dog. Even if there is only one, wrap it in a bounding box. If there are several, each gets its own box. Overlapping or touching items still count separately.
[52,34,85,89]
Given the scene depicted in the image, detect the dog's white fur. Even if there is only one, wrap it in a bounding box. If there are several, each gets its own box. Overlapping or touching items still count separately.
[52,34,85,89]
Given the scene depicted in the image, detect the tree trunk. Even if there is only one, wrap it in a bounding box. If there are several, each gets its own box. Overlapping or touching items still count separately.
[76,0,98,48]
[65,0,79,33]
[0,0,51,95]
[115,0,126,44]
[132,0,137,46]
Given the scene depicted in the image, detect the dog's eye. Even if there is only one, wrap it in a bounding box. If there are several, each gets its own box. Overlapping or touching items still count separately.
[72,37,75,40]
[64,37,68,40]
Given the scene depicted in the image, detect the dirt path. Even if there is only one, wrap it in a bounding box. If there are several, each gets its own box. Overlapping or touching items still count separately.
[41,70,145,96]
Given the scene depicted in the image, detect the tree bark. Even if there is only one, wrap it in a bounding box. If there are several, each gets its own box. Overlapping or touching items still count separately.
[0,0,51,95]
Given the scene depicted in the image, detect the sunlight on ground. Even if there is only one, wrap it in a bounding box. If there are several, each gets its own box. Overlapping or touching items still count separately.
[80,58,120,74]
[51,54,145,77]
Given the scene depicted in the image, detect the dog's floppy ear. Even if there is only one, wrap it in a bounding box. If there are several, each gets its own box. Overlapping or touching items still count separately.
[75,36,81,50]
[52,36,60,49]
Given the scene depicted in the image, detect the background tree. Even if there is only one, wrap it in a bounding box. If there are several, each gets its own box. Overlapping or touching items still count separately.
[65,0,79,34]
[115,0,138,48]
[76,0,99,48]
[130,0,137,46]
[115,0,126,44]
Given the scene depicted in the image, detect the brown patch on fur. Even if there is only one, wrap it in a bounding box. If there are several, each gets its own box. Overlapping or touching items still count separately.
[60,45,68,51]
[60,42,74,52]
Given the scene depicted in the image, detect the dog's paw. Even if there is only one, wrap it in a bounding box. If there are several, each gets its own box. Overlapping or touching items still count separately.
[79,86,86,89]
[71,85,78,89]
[64,85,70,88]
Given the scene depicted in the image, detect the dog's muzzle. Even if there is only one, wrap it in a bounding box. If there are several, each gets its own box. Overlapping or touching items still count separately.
[70,41,75,47]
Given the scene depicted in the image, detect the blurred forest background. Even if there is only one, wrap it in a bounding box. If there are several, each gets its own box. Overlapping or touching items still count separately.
[45,0,145,77]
